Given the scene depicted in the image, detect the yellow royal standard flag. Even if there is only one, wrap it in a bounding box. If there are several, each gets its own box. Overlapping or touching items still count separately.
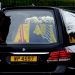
[14,24,29,43]
[14,24,56,43]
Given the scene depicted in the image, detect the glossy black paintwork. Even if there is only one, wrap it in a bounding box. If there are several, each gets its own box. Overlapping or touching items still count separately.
[0,6,72,73]
[0,6,70,52]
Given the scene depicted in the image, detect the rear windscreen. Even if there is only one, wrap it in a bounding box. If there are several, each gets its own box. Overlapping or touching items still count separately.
[4,9,58,44]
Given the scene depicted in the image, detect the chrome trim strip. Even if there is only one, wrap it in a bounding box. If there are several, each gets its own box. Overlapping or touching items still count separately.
[10,52,49,54]
[1,72,51,73]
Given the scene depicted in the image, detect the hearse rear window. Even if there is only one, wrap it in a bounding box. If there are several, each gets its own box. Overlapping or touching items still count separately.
[4,9,58,44]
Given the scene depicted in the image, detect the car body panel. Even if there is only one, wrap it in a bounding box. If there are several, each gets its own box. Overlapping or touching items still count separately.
[0,6,73,73]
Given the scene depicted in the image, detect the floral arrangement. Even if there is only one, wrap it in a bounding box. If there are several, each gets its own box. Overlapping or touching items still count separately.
[25,16,55,24]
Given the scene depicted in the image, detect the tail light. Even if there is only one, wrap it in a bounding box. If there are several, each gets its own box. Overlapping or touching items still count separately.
[47,49,72,62]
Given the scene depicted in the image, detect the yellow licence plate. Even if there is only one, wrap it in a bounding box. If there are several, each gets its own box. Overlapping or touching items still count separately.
[10,56,37,62]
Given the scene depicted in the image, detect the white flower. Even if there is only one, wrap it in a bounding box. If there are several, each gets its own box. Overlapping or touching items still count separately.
[25,18,31,24]
[25,16,55,24]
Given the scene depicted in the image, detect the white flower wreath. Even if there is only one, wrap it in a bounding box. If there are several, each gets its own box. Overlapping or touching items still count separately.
[25,16,55,24]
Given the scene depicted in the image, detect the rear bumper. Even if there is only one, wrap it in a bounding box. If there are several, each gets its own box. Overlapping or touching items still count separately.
[0,64,67,73]
[0,53,68,73]
[53,65,66,73]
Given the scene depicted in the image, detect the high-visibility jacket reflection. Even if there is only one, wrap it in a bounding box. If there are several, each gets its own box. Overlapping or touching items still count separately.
[69,35,75,42]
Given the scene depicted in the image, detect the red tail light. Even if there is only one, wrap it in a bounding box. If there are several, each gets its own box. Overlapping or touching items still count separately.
[47,49,72,62]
